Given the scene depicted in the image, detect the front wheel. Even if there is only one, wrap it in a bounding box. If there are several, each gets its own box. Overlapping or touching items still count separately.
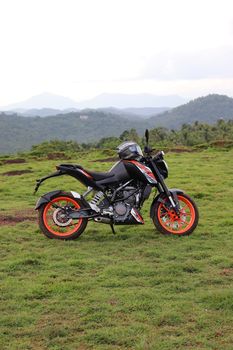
[153,193,199,236]
[38,192,88,240]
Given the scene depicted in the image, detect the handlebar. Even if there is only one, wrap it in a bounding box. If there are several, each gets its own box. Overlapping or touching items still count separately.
[142,150,165,163]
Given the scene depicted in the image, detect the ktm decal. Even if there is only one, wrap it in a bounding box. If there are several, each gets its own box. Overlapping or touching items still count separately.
[125,160,157,184]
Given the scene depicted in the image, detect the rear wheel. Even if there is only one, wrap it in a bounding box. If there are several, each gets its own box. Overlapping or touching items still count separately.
[38,192,87,240]
[153,193,199,236]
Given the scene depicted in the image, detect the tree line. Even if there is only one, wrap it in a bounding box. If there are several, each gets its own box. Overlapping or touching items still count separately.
[29,119,233,156]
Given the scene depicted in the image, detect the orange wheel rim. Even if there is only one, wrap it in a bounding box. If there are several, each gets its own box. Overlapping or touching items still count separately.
[157,195,195,235]
[43,196,82,236]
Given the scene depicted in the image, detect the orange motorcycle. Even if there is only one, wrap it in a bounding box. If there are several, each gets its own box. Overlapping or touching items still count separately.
[35,130,199,239]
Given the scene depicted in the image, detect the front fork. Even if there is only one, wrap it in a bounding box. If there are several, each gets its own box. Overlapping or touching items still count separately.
[156,183,180,214]
[150,163,180,214]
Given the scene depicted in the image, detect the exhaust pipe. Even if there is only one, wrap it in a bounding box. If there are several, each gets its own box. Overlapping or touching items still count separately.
[94,217,111,224]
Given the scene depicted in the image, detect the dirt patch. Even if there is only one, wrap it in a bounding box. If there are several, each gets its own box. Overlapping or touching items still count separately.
[0,209,36,226]
[220,268,233,276]
[167,147,195,153]
[210,140,233,148]
[3,158,26,164]
[93,157,118,162]
[2,169,33,176]
[47,152,71,160]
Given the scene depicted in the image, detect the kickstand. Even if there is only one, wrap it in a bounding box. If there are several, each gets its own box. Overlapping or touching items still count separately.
[110,223,116,234]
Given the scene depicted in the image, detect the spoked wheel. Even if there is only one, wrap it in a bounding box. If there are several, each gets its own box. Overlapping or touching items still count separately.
[153,193,199,236]
[38,192,87,240]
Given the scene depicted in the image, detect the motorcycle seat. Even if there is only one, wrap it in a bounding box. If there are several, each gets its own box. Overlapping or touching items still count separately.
[87,170,114,181]
[58,164,114,181]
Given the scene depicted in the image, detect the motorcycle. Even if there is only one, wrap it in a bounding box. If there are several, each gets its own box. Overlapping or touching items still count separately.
[34,130,199,239]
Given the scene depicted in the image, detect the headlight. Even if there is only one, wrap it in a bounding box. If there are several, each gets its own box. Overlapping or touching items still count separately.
[155,159,169,179]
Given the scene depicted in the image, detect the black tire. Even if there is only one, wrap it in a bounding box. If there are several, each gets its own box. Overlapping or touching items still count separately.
[38,191,88,240]
[152,193,199,236]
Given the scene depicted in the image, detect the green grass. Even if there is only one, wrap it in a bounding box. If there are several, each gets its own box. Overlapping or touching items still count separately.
[0,149,233,349]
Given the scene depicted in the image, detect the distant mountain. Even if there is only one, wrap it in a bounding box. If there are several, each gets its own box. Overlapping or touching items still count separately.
[76,93,186,109]
[0,92,187,112]
[8,106,169,119]
[1,92,79,110]
[122,107,170,118]
[88,107,170,120]
[149,94,233,128]
[15,108,79,117]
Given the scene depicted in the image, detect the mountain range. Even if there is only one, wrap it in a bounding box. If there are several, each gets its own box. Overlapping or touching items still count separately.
[3,106,170,119]
[1,92,186,111]
[0,94,233,154]
[74,93,187,109]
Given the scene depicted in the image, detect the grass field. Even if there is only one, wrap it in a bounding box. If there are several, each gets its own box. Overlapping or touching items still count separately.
[0,149,233,350]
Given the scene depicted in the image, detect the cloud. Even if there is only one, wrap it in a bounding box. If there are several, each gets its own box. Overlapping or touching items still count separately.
[142,47,233,80]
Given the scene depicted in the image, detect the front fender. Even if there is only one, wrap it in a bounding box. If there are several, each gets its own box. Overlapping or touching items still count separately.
[150,188,184,220]
[35,190,83,210]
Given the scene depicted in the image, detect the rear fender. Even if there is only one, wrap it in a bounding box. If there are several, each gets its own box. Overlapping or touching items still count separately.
[150,188,184,220]
[35,190,84,210]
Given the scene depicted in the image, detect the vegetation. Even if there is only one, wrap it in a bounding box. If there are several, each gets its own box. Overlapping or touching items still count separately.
[148,119,233,147]
[27,120,233,156]
[1,148,233,349]
[1,94,233,154]
[30,140,81,157]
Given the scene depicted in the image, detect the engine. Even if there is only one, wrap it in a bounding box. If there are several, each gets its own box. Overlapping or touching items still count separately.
[113,202,131,222]
[112,187,143,224]
[92,184,150,225]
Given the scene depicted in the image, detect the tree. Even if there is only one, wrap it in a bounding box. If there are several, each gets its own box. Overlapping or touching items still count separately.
[119,129,140,143]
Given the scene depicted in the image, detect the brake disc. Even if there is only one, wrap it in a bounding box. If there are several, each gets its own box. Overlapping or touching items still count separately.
[52,208,72,227]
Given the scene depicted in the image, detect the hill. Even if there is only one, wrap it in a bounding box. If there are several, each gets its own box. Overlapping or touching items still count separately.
[1,94,233,154]
[0,110,148,154]
[149,94,233,128]
[13,108,80,117]
[122,107,170,118]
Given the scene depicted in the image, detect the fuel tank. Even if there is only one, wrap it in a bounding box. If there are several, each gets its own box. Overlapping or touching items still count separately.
[123,160,157,185]
[95,160,130,187]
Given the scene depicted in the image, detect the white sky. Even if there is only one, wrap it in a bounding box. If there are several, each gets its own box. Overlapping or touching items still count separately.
[0,0,233,105]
